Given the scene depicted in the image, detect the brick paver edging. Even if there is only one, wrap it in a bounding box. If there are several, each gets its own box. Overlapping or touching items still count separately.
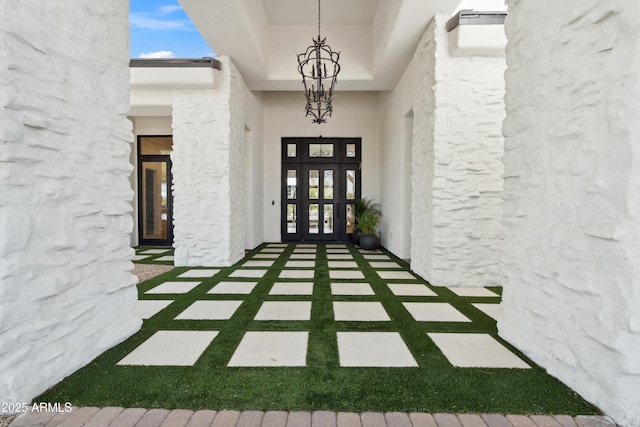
[7,407,617,427]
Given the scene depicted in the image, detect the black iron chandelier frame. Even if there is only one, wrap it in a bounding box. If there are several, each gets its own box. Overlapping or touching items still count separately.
[296,0,341,124]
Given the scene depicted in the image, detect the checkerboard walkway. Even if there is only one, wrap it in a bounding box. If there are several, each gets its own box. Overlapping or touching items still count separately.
[129,243,525,370]
[20,243,605,425]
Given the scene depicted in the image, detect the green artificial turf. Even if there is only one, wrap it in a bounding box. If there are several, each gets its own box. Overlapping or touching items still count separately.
[37,244,600,415]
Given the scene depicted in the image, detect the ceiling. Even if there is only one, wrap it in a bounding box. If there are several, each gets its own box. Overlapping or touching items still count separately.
[179,0,461,91]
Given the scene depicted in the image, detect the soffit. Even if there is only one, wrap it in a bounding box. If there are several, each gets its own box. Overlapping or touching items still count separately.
[179,0,460,91]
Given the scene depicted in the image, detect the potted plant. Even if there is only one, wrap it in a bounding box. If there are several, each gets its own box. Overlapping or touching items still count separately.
[356,210,380,250]
[352,197,381,245]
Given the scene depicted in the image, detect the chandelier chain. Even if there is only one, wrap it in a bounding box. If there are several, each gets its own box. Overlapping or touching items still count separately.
[317,0,321,39]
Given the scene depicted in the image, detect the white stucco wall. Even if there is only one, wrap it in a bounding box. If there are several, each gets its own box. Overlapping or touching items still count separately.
[411,15,505,287]
[499,2,640,425]
[131,116,173,135]
[0,0,140,403]
[262,91,381,243]
[379,61,415,260]
[244,89,265,250]
[171,56,246,266]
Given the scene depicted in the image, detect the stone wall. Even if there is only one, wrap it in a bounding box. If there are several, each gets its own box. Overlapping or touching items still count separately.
[172,56,246,266]
[411,15,505,287]
[499,1,640,425]
[0,0,140,403]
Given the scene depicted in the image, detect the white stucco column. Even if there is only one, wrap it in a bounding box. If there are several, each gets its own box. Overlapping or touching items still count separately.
[411,15,506,287]
[0,0,140,403]
[499,1,640,425]
[171,56,246,266]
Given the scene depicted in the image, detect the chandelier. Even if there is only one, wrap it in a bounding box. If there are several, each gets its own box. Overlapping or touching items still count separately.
[297,0,340,124]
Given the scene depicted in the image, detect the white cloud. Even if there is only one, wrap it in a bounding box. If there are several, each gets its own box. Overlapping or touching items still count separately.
[159,5,183,15]
[139,50,175,59]
[130,13,194,31]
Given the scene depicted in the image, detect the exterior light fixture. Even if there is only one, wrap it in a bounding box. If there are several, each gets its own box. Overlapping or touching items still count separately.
[297,0,340,124]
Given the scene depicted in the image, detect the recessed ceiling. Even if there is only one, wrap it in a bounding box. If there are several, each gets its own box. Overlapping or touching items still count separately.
[179,0,461,91]
[262,0,378,26]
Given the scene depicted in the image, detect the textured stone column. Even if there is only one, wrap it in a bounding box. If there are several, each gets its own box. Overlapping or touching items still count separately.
[0,0,139,403]
[499,1,640,425]
[171,56,246,266]
[411,15,505,287]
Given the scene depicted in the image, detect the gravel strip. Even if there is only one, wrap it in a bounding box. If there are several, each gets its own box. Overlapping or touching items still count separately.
[133,264,173,282]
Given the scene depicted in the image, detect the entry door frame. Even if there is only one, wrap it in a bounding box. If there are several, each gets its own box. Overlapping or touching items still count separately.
[281,137,361,242]
[137,135,174,246]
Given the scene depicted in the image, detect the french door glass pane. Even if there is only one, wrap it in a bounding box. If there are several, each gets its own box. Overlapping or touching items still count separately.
[346,204,355,234]
[287,204,297,233]
[141,161,168,240]
[287,170,297,199]
[324,170,334,199]
[309,170,319,199]
[324,204,334,234]
[287,143,297,157]
[309,143,333,157]
[140,136,172,155]
[346,170,356,199]
[309,204,319,234]
[346,143,356,157]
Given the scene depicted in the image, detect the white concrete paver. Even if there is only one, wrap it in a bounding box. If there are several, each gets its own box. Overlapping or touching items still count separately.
[280,270,315,279]
[208,281,258,294]
[337,332,418,367]
[175,301,243,320]
[472,303,502,320]
[254,301,312,321]
[117,331,218,366]
[269,282,314,295]
[330,283,375,295]
[228,331,308,367]
[333,302,390,321]
[403,303,471,322]
[428,333,530,369]
[146,281,201,294]
[178,269,220,278]
[387,283,436,297]
[447,287,499,297]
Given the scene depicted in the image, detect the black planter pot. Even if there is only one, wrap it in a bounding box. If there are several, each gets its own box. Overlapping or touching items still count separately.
[359,234,380,250]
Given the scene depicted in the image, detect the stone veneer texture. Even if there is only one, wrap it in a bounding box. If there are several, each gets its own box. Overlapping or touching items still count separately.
[0,0,140,403]
[499,1,640,426]
[171,56,246,266]
[411,15,505,287]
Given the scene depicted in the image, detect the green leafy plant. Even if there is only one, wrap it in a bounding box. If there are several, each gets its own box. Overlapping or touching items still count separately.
[356,211,380,236]
[353,197,381,220]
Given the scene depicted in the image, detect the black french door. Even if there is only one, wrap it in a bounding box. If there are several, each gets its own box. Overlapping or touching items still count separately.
[138,136,174,246]
[301,163,339,241]
[281,138,361,242]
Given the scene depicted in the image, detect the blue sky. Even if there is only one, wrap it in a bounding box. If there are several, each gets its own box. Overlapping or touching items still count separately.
[129,0,215,58]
